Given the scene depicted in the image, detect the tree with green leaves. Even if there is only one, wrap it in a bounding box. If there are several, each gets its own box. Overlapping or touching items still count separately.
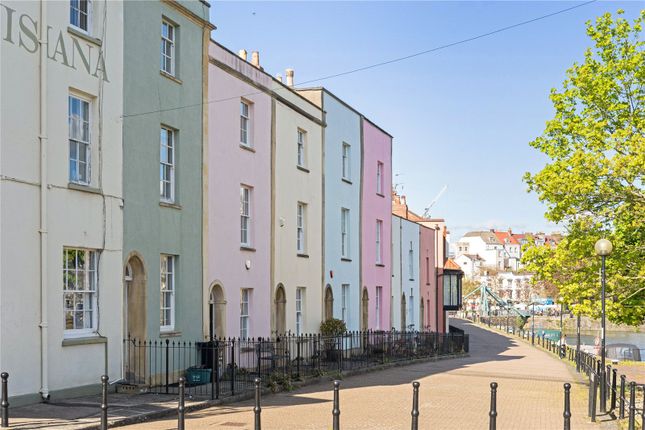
[523,10,644,326]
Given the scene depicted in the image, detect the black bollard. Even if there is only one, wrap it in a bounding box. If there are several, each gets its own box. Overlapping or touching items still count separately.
[489,382,498,430]
[178,377,186,430]
[410,381,420,430]
[1,372,8,428]
[627,382,635,430]
[332,380,340,430]
[100,375,108,430]
[619,375,626,419]
[610,368,617,411]
[591,373,598,422]
[563,383,571,430]
[254,377,262,430]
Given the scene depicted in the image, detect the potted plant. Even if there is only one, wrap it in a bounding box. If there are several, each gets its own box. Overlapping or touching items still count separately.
[320,318,347,362]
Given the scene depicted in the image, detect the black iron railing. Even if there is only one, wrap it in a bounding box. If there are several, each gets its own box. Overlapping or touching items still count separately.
[473,315,644,430]
[123,330,468,399]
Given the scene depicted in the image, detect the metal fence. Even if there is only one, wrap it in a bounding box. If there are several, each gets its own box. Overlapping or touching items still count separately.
[476,316,644,430]
[122,330,469,399]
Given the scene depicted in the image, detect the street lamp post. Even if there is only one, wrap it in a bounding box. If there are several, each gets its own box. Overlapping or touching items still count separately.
[576,310,581,373]
[595,238,613,414]
[559,297,564,359]
[531,302,535,345]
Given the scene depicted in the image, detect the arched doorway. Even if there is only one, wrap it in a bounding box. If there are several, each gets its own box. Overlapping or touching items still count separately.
[209,284,226,339]
[401,294,407,331]
[420,300,425,331]
[361,288,369,331]
[324,285,334,321]
[274,284,286,335]
[124,255,146,341]
[124,254,146,384]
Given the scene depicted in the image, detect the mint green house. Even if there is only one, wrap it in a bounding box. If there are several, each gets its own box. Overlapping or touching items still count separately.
[122,0,213,343]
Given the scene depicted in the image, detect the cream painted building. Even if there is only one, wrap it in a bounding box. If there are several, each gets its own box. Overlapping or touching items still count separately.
[0,1,123,404]
[272,72,324,335]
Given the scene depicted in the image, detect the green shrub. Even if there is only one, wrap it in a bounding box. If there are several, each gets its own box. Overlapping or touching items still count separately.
[320,318,347,336]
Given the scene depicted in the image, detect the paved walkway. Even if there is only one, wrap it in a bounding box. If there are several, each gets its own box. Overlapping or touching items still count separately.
[121,319,614,429]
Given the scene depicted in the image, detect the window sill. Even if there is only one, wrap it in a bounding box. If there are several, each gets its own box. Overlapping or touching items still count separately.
[67,26,102,46]
[296,165,310,173]
[240,144,256,153]
[297,253,309,259]
[160,70,182,85]
[68,182,102,195]
[240,246,256,252]
[160,330,182,338]
[376,192,385,198]
[341,257,352,262]
[341,178,352,185]
[375,263,385,267]
[160,201,182,210]
[62,336,107,347]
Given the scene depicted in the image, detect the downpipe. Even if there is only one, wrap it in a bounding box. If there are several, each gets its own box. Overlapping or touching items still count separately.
[38,0,50,401]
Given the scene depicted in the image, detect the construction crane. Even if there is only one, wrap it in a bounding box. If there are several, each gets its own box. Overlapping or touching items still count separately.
[422,185,448,218]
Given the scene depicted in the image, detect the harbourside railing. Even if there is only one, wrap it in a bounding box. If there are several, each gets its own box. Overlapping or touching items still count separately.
[122,330,469,399]
[473,315,644,430]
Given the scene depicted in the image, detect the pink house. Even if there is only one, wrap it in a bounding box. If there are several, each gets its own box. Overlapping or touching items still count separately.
[205,43,273,339]
[418,224,437,331]
[360,119,392,330]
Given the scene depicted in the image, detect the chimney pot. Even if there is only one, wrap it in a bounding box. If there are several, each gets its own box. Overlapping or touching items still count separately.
[286,68,294,87]
[238,49,247,61]
[276,74,283,83]
[251,51,260,67]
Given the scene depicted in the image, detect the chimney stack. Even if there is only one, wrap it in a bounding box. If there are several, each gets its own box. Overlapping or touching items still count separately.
[238,49,247,61]
[286,68,294,87]
[251,51,260,68]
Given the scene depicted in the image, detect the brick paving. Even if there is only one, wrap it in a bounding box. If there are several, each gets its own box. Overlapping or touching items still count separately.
[123,319,615,430]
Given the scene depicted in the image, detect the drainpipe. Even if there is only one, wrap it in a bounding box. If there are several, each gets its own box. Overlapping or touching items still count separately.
[38,0,50,401]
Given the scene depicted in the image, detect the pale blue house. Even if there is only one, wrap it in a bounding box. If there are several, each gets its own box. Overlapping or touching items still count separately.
[392,215,421,331]
[298,88,362,331]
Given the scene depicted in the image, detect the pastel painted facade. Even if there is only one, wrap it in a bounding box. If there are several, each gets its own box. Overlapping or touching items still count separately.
[297,89,362,331]
[360,120,392,331]
[0,1,123,403]
[420,220,448,332]
[206,43,273,339]
[272,79,324,335]
[391,216,420,331]
[418,224,437,331]
[122,0,212,343]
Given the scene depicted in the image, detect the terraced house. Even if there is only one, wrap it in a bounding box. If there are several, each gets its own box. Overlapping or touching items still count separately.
[0,0,123,404]
[122,0,213,346]
[206,44,273,339]
[272,72,325,335]
[297,89,362,331]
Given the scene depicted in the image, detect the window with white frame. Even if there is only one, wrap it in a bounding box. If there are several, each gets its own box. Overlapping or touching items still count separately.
[341,208,350,258]
[69,95,91,185]
[297,202,306,253]
[63,248,98,335]
[240,289,250,339]
[160,127,175,202]
[160,255,175,331]
[375,286,382,330]
[240,100,251,146]
[376,161,384,194]
[342,143,351,180]
[70,0,90,32]
[341,284,349,323]
[408,242,414,280]
[297,129,306,167]
[375,220,383,264]
[240,186,251,246]
[161,20,175,75]
[295,287,304,335]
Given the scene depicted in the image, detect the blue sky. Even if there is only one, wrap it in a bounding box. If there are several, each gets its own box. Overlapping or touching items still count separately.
[209,1,643,240]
